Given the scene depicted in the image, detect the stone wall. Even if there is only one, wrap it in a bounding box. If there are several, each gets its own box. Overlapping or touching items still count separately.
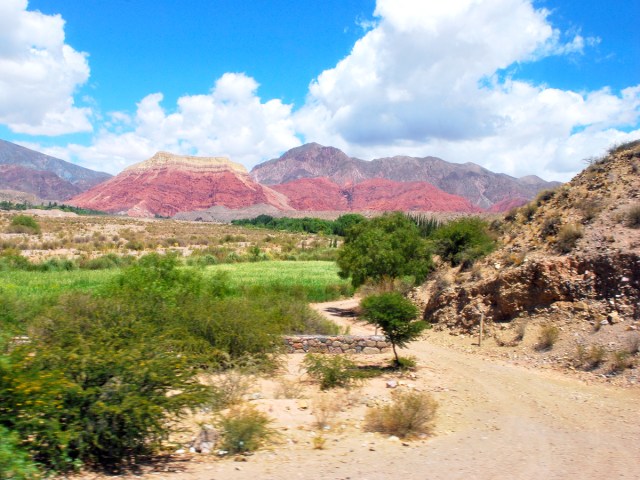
[283,335,391,354]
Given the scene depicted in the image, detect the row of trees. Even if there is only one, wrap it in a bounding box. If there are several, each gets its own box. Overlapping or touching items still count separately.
[232,213,366,235]
[337,213,496,366]
[337,212,495,287]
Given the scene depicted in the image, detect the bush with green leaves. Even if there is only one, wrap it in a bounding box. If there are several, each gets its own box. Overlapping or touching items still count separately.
[217,404,274,454]
[337,212,433,288]
[430,217,496,268]
[7,215,41,235]
[536,324,559,351]
[0,425,40,480]
[360,292,425,367]
[0,302,209,472]
[302,353,360,390]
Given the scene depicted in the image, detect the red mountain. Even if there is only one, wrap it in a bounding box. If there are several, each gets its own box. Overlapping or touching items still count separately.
[252,143,560,210]
[272,177,480,212]
[69,152,291,217]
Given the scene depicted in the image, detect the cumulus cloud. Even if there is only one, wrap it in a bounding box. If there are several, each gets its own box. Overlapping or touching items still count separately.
[58,73,301,174]
[0,0,92,135]
[295,0,640,180]
[12,0,639,181]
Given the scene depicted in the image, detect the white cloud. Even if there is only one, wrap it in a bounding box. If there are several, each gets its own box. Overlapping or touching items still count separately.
[58,73,301,174]
[0,0,92,135]
[12,0,639,182]
[295,0,640,181]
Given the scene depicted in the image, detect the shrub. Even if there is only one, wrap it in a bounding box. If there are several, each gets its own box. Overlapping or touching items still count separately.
[625,205,640,229]
[0,425,40,480]
[504,207,519,222]
[78,254,132,270]
[431,217,496,268]
[206,370,252,411]
[520,203,537,222]
[312,392,342,429]
[0,307,209,471]
[312,435,327,450]
[535,188,557,206]
[7,215,41,235]
[217,404,274,454]
[555,224,583,253]
[364,391,438,438]
[609,350,633,373]
[274,378,304,399]
[302,354,359,390]
[540,215,561,238]
[575,344,606,370]
[536,324,560,350]
[576,198,603,223]
[395,355,417,370]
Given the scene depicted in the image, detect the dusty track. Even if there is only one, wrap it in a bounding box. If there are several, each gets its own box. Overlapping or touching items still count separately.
[79,299,640,480]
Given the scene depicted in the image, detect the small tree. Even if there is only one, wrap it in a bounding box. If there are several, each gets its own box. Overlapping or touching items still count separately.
[360,292,425,367]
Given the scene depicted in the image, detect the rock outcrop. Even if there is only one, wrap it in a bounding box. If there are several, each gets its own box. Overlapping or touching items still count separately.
[69,152,292,217]
[419,140,640,329]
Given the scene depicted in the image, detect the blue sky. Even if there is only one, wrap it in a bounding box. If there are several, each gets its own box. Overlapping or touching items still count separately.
[0,0,638,180]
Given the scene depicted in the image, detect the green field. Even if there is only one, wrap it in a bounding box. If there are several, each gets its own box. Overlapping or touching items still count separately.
[0,268,117,301]
[207,260,352,301]
[0,260,351,303]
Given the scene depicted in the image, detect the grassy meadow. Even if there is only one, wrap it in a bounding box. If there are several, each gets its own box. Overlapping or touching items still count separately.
[207,260,352,301]
[0,260,350,303]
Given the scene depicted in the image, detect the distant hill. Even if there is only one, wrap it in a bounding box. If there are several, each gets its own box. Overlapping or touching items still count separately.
[251,143,560,210]
[69,152,292,217]
[0,139,111,201]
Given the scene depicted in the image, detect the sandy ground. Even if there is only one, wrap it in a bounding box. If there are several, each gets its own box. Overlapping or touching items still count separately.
[75,298,640,480]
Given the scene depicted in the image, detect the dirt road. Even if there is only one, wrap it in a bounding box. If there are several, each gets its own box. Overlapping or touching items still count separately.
[82,299,640,480]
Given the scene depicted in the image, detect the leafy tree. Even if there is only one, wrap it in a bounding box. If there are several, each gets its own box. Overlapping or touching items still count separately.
[360,292,425,367]
[431,217,496,267]
[332,213,366,236]
[337,212,432,287]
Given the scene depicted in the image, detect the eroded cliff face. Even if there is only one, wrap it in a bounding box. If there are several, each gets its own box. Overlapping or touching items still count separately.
[417,141,640,330]
[69,152,291,217]
[419,253,639,329]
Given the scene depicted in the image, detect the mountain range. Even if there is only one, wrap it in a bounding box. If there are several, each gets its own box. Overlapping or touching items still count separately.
[0,139,111,201]
[251,143,558,210]
[0,139,559,217]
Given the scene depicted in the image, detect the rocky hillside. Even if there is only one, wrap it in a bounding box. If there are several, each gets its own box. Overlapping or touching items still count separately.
[272,177,480,212]
[416,140,640,381]
[251,143,559,210]
[0,139,111,201]
[68,152,292,217]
